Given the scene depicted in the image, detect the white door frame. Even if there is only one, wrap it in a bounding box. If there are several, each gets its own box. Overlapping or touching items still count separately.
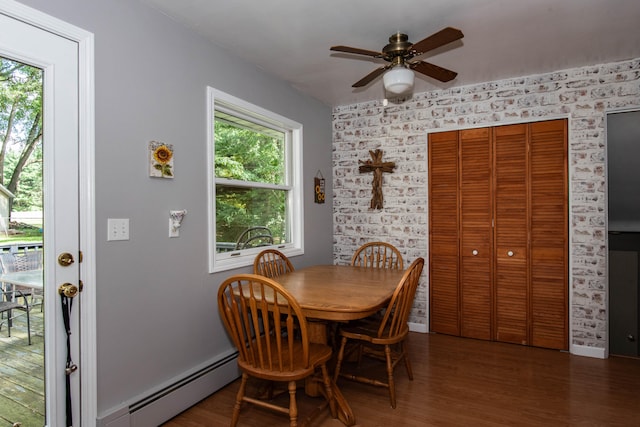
[0,0,96,424]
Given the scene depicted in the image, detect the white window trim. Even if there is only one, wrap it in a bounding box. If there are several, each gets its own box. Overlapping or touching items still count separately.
[207,87,304,273]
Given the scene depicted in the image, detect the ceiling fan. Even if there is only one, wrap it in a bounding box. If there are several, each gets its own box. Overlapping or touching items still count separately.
[330,27,464,95]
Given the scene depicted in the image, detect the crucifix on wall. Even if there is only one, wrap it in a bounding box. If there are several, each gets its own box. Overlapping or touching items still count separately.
[359,149,396,210]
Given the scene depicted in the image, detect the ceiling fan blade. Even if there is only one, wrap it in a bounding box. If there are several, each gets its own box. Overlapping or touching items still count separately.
[410,27,464,55]
[330,45,382,58]
[410,61,458,82]
[352,66,388,87]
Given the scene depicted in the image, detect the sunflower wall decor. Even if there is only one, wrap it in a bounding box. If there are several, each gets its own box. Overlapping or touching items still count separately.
[149,141,174,178]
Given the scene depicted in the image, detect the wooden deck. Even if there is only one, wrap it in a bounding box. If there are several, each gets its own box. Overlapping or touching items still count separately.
[0,308,45,426]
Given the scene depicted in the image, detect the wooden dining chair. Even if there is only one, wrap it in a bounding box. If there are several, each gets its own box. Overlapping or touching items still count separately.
[253,249,294,278]
[351,241,404,270]
[332,257,424,408]
[217,274,337,426]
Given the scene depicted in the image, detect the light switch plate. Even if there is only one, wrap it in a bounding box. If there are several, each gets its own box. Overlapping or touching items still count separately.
[107,218,129,241]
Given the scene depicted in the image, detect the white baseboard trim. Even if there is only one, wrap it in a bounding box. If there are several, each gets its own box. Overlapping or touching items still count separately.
[404,328,609,359]
[97,352,239,427]
[571,344,607,359]
[408,322,428,333]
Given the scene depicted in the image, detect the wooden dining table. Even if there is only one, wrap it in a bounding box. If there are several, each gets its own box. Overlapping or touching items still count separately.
[275,264,404,339]
[273,264,406,425]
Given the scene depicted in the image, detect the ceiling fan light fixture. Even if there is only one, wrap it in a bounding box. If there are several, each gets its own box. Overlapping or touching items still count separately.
[332,27,463,94]
[383,66,414,94]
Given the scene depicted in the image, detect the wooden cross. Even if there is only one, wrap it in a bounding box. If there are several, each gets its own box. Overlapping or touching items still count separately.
[359,149,396,210]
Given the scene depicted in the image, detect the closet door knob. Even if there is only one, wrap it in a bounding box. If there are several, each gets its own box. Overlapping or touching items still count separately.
[507,250,514,257]
[472,249,479,256]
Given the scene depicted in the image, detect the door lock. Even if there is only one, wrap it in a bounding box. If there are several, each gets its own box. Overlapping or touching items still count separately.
[58,252,75,267]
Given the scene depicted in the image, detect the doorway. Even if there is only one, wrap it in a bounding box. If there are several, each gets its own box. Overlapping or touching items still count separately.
[0,55,45,426]
[607,109,640,357]
[0,2,96,425]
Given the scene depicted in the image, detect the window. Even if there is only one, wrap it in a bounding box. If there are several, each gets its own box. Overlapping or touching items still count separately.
[208,87,304,272]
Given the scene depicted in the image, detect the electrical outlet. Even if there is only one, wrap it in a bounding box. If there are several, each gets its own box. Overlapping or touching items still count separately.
[107,218,129,241]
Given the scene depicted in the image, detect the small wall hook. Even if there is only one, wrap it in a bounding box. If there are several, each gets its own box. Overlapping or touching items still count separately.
[169,209,187,237]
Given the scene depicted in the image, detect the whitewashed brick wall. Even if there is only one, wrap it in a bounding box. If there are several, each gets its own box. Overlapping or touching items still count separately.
[332,58,640,352]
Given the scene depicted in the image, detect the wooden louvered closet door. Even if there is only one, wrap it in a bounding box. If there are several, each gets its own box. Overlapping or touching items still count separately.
[493,124,529,345]
[428,131,460,336]
[459,128,493,340]
[529,120,568,350]
[428,119,568,350]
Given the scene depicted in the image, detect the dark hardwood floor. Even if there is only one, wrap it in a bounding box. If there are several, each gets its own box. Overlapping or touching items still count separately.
[163,332,640,426]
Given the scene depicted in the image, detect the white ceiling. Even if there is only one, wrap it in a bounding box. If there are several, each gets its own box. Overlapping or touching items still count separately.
[141,0,640,107]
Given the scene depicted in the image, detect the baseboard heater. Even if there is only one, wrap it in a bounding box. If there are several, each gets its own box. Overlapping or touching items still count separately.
[99,352,239,427]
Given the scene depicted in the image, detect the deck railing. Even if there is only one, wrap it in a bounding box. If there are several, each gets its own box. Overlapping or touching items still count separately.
[0,241,43,254]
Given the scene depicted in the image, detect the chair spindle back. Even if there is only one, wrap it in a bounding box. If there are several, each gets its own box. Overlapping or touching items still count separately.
[218,274,310,372]
[253,249,294,278]
[351,242,404,270]
[377,257,424,338]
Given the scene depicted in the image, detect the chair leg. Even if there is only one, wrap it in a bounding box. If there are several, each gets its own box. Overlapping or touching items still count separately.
[402,341,413,380]
[333,336,348,383]
[287,380,298,427]
[384,345,396,409]
[25,307,31,345]
[231,373,248,427]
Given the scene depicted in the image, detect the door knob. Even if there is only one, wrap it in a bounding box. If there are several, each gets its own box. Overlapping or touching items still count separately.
[472,249,479,256]
[58,283,79,298]
[507,250,514,257]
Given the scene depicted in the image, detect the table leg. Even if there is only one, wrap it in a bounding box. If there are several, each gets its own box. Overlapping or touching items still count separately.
[307,319,328,345]
[306,319,356,426]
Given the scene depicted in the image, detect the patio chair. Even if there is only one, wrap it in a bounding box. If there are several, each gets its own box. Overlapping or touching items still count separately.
[0,250,43,311]
[253,249,294,278]
[333,257,424,408]
[234,226,274,250]
[0,250,43,271]
[218,274,337,426]
[0,288,31,344]
[351,241,404,270]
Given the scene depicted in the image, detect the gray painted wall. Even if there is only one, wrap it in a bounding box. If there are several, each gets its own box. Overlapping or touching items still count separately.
[18,0,333,417]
